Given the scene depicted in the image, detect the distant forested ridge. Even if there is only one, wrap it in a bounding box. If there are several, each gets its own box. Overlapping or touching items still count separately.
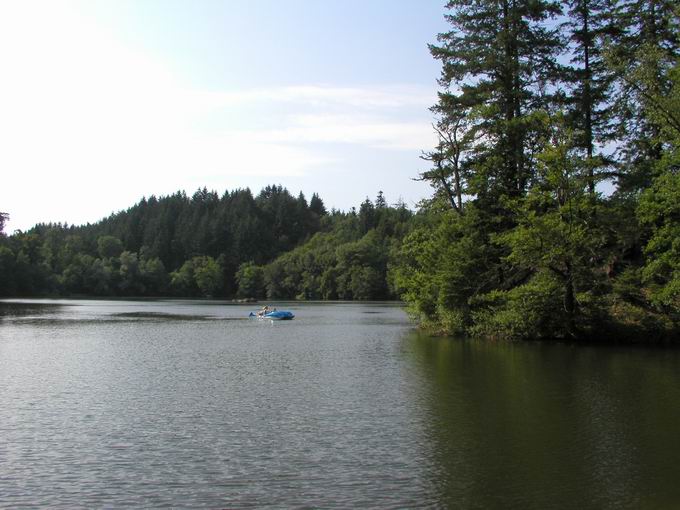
[391,0,680,341]
[0,187,413,301]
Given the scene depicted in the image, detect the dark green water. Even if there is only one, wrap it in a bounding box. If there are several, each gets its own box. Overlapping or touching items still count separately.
[1,299,679,508]
[408,336,680,509]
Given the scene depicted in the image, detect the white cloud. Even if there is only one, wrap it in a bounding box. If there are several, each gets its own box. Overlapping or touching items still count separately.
[266,113,435,150]
[184,84,435,111]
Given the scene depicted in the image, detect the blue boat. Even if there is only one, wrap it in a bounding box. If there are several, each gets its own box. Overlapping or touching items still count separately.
[249,310,295,320]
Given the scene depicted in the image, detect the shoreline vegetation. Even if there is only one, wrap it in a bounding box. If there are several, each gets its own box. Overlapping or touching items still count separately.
[2,1,679,344]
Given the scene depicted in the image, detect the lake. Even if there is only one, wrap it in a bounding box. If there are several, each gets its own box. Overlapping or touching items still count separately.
[1,299,680,508]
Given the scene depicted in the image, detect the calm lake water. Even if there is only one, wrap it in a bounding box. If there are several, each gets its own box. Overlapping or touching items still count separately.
[1,299,680,509]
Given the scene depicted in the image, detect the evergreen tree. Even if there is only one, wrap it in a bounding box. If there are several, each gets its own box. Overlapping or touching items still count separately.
[0,212,8,236]
[419,109,474,214]
[606,0,680,191]
[375,191,387,209]
[430,0,563,203]
[397,0,680,341]
[636,56,680,310]
[563,0,619,193]
[358,198,376,234]
[309,193,327,216]
[487,121,608,338]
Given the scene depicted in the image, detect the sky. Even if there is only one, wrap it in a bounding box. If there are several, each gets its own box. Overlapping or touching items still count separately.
[0,0,449,232]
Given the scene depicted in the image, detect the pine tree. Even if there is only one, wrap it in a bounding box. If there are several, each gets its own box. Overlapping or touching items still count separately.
[563,0,619,193]
[0,212,8,236]
[413,0,567,333]
[429,0,564,203]
[359,198,376,234]
[606,0,680,191]
[375,191,387,209]
[309,193,327,216]
[419,108,473,214]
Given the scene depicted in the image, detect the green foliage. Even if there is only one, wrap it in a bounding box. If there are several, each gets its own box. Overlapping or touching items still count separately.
[0,185,336,298]
[170,260,197,296]
[392,0,680,342]
[250,200,413,301]
[603,3,679,192]
[496,126,610,336]
[309,193,327,216]
[139,257,169,296]
[193,256,223,297]
[97,236,124,259]
[119,251,143,295]
[430,0,563,203]
[235,261,265,299]
[393,207,493,334]
[638,172,680,309]
[469,272,568,340]
[562,0,619,184]
[169,255,223,297]
[632,54,680,311]
[0,245,16,294]
[89,258,115,295]
[0,212,8,236]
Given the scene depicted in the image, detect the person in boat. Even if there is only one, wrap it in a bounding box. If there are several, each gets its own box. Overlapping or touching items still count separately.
[257,305,271,317]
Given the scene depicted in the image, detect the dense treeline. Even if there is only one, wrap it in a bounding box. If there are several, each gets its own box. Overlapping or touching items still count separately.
[239,194,413,300]
[393,0,680,341]
[0,187,413,301]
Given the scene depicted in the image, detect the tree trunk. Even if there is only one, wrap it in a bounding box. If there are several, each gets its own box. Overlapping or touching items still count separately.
[582,0,595,194]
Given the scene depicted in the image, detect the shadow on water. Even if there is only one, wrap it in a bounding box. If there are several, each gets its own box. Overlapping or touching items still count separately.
[0,301,65,319]
[0,301,251,324]
[403,331,680,510]
[111,312,246,321]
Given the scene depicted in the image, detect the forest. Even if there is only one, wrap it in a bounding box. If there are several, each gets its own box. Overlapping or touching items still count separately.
[391,0,680,341]
[1,0,679,342]
[0,187,413,302]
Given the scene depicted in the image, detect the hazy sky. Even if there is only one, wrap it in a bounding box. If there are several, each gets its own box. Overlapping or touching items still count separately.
[0,0,448,232]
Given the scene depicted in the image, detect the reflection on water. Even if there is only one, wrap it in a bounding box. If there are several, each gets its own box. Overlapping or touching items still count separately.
[0,301,65,319]
[1,300,680,508]
[405,333,680,509]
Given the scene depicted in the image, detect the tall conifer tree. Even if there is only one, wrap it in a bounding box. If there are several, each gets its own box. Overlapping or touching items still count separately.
[429,0,563,203]
[563,0,619,193]
[607,0,680,190]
